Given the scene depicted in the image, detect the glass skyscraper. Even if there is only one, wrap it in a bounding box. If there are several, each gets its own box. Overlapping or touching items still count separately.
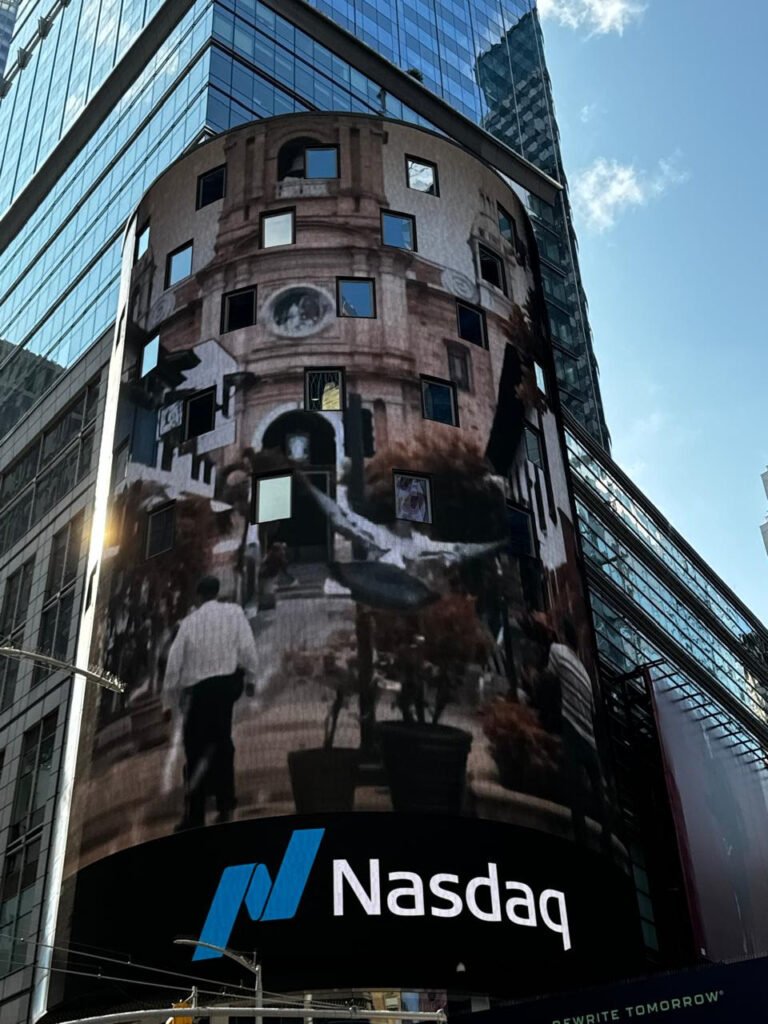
[0,0,16,78]
[0,0,607,450]
[1,0,767,1019]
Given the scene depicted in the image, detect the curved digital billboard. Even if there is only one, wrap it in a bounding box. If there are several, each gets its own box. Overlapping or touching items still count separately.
[50,113,641,1013]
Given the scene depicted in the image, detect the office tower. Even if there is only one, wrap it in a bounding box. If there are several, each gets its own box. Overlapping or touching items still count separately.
[0,1,767,1021]
[475,10,610,447]
[0,0,605,449]
[0,0,16,78]
[46,110,642,1017]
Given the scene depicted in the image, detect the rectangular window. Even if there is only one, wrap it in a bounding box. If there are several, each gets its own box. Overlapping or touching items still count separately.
[542,269,567,305]
[184,388,217,440]
[446,343,471,392]
[261,208,295,248]
[165,242,193,288]
[0,558,34,710]
[497,204,517,246]
[197,165,227,209]
[146,503,175,558]
[34,515,82,683]
[221,287,257,332]
[0,558,34,639]
[337,278,376,318]
[305,368,345,411]
[46,516,82,602]
[534,362,547,394]
[41,381,98,469]
[524,424,544,468]
[507,505,535,557]
[0,836,43,977]
[305,146,338,179]
[421,376,458,426]
[0,655,20,713]
[135,222,150,262]
[381,210,416,251]
[406,155,439,195]
[456,301,487,348]
[0,442,40,510]
[140,336,159,378]
[478,244,506,293]
[394,472,432,524]
[9,712,58,842]
[253,474,292,524]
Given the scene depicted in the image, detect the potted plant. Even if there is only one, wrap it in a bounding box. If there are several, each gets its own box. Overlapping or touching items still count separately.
[338,434,506,815]
[480,696,562,801]
[286,640,361,813]
[374,594,493,814]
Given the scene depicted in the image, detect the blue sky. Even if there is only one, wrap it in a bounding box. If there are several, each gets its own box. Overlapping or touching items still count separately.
[538,0,768,625]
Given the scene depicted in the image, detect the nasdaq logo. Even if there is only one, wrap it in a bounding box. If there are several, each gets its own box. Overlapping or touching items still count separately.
[193,828,325,960]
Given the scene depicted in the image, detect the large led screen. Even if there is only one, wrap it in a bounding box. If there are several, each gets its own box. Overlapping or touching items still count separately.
[52,119,639,1008]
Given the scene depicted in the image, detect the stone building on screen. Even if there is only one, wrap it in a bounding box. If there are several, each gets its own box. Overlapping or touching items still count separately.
[69,111,598,870]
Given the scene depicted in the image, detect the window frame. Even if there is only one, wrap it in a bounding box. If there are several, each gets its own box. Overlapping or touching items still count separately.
[0,382,98,556]
[146,501,176,559]
[165,241,194,289]
[393,470,433,525]
[336,277,377,319]
[196,164,227,209]
[304,367,347,412]
[221,286,258,333]
[420,374,459,427]
[140,336,159,378]
[477,243,507,295]
[260,207,296,249]
[405,154,439,196]
[183,387,217,441]
[380,209,417,252]
[446,341,472,392]
[251,472,293,525]
[304,145,339,180]
[8,712,58,844]
[34,514,82,685]
[0,557,34,710]
[134,221,150,263]
[497,203,518,248]
[455,300,487,349]
[524,423,544,469]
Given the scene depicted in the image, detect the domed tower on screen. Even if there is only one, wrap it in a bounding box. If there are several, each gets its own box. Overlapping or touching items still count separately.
[52,113,641,1011]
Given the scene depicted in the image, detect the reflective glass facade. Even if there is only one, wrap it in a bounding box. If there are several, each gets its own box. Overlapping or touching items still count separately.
[567,422,768,725]
[0,0,608,448]
[0,0,436,441]
[307,0,609,446]
[0,0,16,77]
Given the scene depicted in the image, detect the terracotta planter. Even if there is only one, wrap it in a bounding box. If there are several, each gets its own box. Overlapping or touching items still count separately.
[378,721,472,814]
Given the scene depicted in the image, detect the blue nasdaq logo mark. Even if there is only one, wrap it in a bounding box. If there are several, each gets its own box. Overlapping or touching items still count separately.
[193,828,325,960]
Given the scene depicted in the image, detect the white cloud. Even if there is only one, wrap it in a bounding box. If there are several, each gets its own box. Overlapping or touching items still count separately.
[538,0,646,35]
[579,102,598,123]
[571,154,689,232]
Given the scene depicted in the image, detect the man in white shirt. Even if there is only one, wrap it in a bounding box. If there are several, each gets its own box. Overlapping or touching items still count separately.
[163,575,259,830]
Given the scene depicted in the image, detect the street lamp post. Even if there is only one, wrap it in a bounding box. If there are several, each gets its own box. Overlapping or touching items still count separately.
[0,644,125,692]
